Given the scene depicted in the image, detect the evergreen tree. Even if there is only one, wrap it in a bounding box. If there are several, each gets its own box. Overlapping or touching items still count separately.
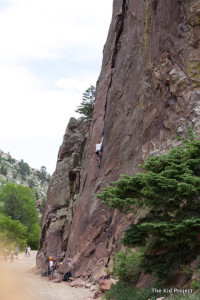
[75,85,96,120]
[97,136,200,280]
[37,166,48,184]
[0,165,7,176]
[18,159,30,178]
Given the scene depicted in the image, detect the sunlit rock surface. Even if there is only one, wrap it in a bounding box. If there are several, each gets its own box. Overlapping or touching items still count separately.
[37,0,200,282]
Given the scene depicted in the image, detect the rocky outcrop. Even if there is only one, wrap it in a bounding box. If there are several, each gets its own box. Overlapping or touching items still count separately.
[37,0,200,282]
[0,150,50,201]
[36,117,90,272]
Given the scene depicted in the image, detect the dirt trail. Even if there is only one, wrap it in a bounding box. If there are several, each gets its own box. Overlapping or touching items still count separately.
[0,251,93,300]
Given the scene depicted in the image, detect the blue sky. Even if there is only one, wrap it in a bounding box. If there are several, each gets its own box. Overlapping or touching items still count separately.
[0,0,113,174]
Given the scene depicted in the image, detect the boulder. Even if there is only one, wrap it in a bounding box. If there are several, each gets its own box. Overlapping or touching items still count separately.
[69,278,86,287]
[99,279,112,291]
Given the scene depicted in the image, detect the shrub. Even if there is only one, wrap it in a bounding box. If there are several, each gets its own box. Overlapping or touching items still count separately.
[105,282,157,300]
[167,292,200,299]
[112,248,142,285]
[105,282,200,300]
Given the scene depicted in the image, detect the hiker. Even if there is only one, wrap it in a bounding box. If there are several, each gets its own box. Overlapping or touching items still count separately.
[4,249,8,262]
[27,246,31,256]
[48,257,56,281]
[15,246,19,259]
[25,247,28,256]
[95,137,104,165]
[10,250,14,262]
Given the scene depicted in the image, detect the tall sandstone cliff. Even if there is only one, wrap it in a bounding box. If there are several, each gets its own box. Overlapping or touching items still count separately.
[37,0,200,281]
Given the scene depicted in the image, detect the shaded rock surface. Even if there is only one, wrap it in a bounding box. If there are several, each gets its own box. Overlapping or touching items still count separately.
[37,0,200,284]
[36,118,90,273]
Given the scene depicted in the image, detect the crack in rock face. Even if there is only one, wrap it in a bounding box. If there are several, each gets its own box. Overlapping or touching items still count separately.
[37,0,200,284]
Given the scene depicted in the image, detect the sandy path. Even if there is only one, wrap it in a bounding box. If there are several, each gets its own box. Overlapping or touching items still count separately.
[0,251,93,300]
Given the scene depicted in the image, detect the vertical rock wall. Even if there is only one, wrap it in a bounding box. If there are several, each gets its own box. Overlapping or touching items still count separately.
[37,0,200,281]
[36,118,90,272]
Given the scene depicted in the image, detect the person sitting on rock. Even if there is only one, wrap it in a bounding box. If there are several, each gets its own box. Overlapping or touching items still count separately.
[95,137,104,165]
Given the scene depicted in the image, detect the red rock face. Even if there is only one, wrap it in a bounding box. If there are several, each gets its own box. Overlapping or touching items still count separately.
[37,0,200,281]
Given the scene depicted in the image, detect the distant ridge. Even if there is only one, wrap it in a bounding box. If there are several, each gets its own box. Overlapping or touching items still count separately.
[0,149,51,214]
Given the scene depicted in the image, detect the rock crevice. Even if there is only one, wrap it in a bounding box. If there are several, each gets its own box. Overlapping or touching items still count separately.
[37,0,200,283]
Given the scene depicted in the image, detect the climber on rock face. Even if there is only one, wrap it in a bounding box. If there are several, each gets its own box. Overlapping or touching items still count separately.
[95,137,104,165]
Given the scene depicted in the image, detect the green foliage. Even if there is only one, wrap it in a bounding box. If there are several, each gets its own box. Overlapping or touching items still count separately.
[139,246,193,280]
[28,178,35,189]
[105,282,157,300]
[0,183,40,249]
[111,249,142,285]
[167,293,200,299]
[75,85,96,120]
[97,137,200,280]
[18,159,30,178]
[36,166,48,184]
[105,278,200,300]
[7,156,15,164]
[0,213,27,249]
[12,170,17,179]
[106,285,199,300]
[191,280,200,289]
[0,165,7,176]
[35,190,40,200]
[0,154,50,222]
[27,223,41,249]
[0,183,37,226]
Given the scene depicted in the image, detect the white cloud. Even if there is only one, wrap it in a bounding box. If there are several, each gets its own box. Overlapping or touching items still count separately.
[55,78,93,92]
[0,65,84,139]
[0,0,112,61]
[0,0,113,173]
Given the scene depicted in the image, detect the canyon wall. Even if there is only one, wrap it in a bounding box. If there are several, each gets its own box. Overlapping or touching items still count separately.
[37,0,200,281]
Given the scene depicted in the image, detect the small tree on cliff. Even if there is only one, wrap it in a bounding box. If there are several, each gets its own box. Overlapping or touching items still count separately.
[96,133,200,281]
[75,85,96,120]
